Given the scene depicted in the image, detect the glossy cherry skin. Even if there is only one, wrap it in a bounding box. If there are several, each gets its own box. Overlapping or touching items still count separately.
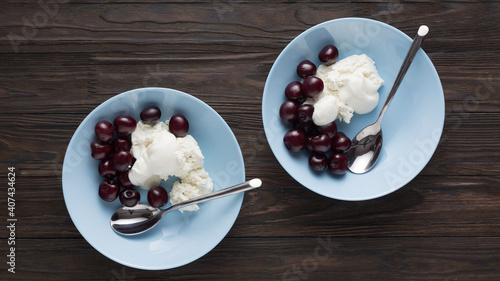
[95,120,114,142]
[112,137,131,152]
[305,135,315,152]
[98,158,117,178]
[309,152,328,172]
[140,106,161,125]
[318,45,339,66]
[328,152,348,175]
[283,129,307,152]
[317,122,337,139]
[302,76,324,98]
[332,132,351,152]
[117,171,134,188]
[297,60,317,78]
[310,133,332,154]
[113,115,137,137]
[294,120,317,137]
[279,100,299,123]
[297,104,314,123]
[98,179,120,202]
[169,114,189,137]
[90,140,112,160]
[148,186,169,208]
[112,149,133,172]
[119,188,140,207]
[285,81,303,101]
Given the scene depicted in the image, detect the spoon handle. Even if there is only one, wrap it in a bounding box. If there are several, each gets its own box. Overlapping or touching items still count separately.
[162,178,262,214]
[377,25,429,123]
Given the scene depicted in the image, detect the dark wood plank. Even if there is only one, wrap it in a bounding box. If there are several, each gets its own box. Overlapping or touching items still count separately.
[1,108,499,174]
[1,0,491,3]
[0,51,498,114]
[0,2,498,54]
[5,237,500,280]
[3,167,500,239]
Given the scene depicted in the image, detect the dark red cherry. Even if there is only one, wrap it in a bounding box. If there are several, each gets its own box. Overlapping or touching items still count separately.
[317,122,337,139]
[302,76,324,98]
[114,115,137,137]
[309,152,328,172]
[297,60,317,78]
[90,140,112,160]
[117,171,134,188]
[95,120,114,142]
[279,100,299,123]
[294,120,317,136]
[318,45,339,66]
[119,188,140,207]
[310,133,332,154]
[112,137,131,152]
[283,129,307,152]
[285,81,304,101]
[328,152,348,175]
[112,149,133,172]
[305,135,314,152]
[148,186,169,208]
[140,106,161,125]
[169,114,189,137]
[98,179,120,202]
[296,95,307,104]
[297,104,314,123]
[98,158,117,178]
[332,132,351,152]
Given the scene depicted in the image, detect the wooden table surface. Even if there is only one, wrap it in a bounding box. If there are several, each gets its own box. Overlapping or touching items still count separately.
[1,0,499,280]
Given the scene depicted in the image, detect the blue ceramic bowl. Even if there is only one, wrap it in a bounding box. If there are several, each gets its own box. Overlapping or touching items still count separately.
[262,18,444,200]
[63,88,245,270]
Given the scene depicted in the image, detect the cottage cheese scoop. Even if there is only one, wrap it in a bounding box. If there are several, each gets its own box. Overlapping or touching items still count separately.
[128,120,213,212]
[307,54,384,125]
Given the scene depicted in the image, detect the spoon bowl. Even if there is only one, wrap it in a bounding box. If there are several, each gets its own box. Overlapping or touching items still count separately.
[110,205,162,235]
[111,179,262,235]
[347,125,383,174]
[347,25,428,174]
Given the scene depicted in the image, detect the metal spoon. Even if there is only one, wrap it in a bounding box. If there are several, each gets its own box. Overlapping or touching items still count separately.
[110,178,262,235]
[346,25,429,174]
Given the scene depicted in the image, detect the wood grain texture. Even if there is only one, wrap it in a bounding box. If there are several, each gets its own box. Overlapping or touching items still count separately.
[1,110,499,175]
[3,238,500,280]
[0,0,499,279]
[1,165,500,240]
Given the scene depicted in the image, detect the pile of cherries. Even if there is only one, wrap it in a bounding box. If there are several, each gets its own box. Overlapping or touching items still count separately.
[90,106,190,208]
[280,44,351,175]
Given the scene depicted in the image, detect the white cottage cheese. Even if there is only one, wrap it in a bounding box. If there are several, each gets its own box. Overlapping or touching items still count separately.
[128,120,213,212]
[306,54,384,125]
